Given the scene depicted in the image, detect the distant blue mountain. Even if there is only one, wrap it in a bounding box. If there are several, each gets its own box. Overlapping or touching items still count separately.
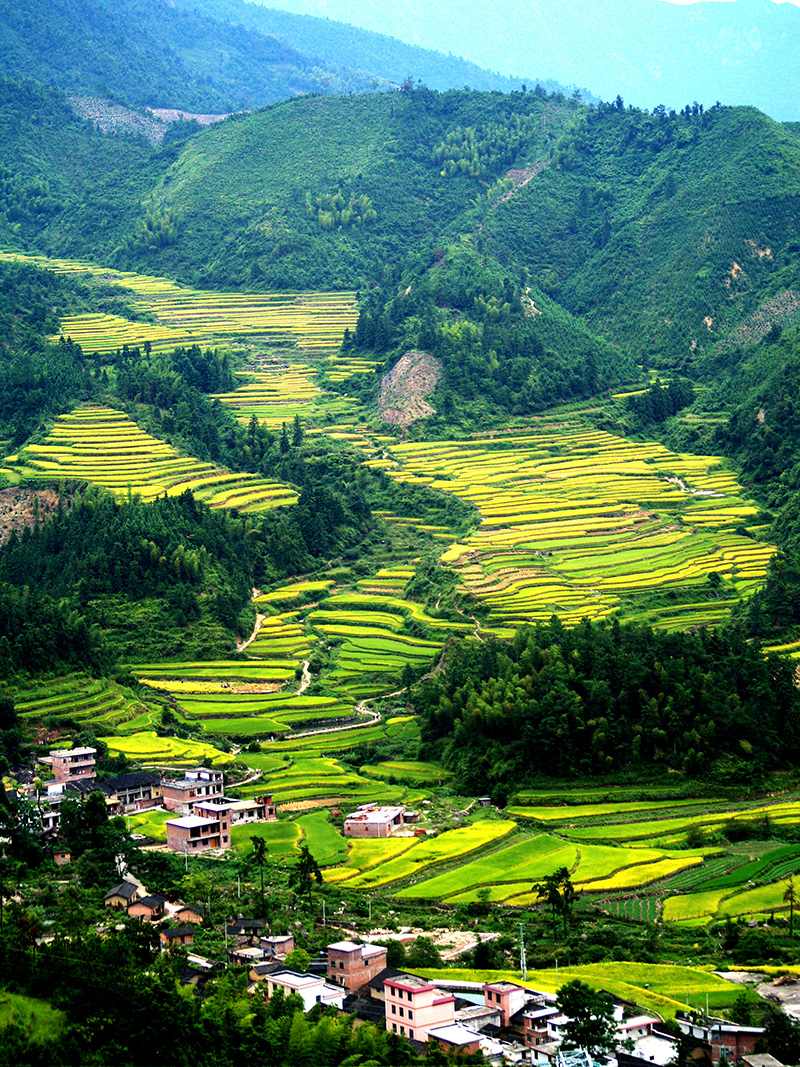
[254,0,800,120]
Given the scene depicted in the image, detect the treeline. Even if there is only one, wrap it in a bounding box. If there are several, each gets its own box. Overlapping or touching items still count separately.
[0,583,105,681]
[626,378,694,426]
[0,922,474,1067]
[344,242,634,421]
[415,617,800,797]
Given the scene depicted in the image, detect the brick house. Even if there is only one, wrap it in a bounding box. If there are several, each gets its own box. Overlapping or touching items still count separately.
[327,940,388,993]
[384,974,456,1043]
[174,904,204,926]
[427,1023,483,1055]
[160,926,195,949]
[128,894,167,921]
[49,747,96,785]
[678,1019,765,1064]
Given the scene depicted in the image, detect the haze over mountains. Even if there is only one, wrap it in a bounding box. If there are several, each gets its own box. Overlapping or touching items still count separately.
[252,0,800,120]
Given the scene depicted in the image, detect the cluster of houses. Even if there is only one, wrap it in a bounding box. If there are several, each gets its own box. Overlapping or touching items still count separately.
[104,879,203,951]
[32,748,275,855]
[238,937,773,1066]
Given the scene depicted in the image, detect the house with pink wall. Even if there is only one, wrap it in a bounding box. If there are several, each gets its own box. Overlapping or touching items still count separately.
[384,974,456,1043]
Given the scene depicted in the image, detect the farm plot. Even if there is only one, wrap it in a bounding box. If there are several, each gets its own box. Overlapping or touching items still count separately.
[387,430,774,629]
[0,253,357,354]
[13,672,149,735]
[417,963,739,1020]
[332,821,516,890]
[237,753,407,811]
[295,811,348,865]
[397,834,706,903]
[359,761,453,784]
[103,730,233,766]
[7,407,297,512]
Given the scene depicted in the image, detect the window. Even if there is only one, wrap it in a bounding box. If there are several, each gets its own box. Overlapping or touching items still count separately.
[391,1004,396,1014]
[407,990,412,1001]
[399,1007,404,1018]
[408,1010,413,1020]
[339,961,344,969]
[392,1024,397,1033]
[400,1026,405,1036]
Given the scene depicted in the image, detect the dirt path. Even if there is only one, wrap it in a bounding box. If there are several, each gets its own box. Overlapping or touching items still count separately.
[287,702,380,740]
[237,612,266,653]
[297,659,312,694]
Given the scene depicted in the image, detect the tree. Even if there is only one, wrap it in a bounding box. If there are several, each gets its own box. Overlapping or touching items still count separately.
[557,979,617,1058]
[785,876,797,937]
[534,866,574,940]
[283,947,310,972]
[289,844,322,907]
[250,835,268,913]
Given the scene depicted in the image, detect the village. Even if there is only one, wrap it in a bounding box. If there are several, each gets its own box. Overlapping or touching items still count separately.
[11,747,793,1067]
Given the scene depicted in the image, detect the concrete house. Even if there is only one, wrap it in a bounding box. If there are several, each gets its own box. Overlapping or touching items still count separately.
[163,768,224,814]
[384,973,456,1043]
[104,881,140,910]
[257,969,345,1012]
[343,803,407,839]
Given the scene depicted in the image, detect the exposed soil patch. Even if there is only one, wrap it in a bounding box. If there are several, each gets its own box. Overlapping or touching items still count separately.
[379,350,443,428]
[717,289,800,352]
[149,108,232,126]
[69,97,168,145]
[0,488,62,547]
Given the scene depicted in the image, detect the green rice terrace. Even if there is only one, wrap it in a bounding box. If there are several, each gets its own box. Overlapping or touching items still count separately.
[4,253,797,946]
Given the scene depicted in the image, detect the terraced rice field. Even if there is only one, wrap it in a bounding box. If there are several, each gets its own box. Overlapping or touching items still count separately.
[212,362,360,430]
[6,407,297,511]
[326,821,516,888]
[0,253,357,354]
[103,730,233,767]
[13,673,152,736]
[388,429,774,629]
[417,963,739,1020]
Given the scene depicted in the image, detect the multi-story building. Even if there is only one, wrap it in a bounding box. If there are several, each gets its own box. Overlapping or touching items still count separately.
[327,940,388,993]
[165,807,231,853]
[384,974,456,1043]
[162,768,224,814]
[49,747,96,784]
[677,1017,765,1064]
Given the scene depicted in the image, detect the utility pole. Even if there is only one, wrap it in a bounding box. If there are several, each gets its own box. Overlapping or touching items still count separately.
[322,898,326,926]
[519,923,527,982]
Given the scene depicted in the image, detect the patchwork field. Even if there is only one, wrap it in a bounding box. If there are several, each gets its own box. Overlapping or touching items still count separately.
[0,253,357,354]
[388,429,773,629]
[103,730,234,767]
[5,407,297,511]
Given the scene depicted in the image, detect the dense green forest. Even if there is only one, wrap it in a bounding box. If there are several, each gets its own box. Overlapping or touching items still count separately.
[415,618,800,797]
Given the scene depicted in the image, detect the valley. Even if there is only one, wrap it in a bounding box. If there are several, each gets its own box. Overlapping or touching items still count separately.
[4,66,800,1064]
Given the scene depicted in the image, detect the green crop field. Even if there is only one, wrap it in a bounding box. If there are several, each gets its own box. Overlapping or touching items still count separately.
[104,731,233,767]
[416,962,739,1020]
[295,811,348,866]
[232,820,303,857]
[0,990,66,1043]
